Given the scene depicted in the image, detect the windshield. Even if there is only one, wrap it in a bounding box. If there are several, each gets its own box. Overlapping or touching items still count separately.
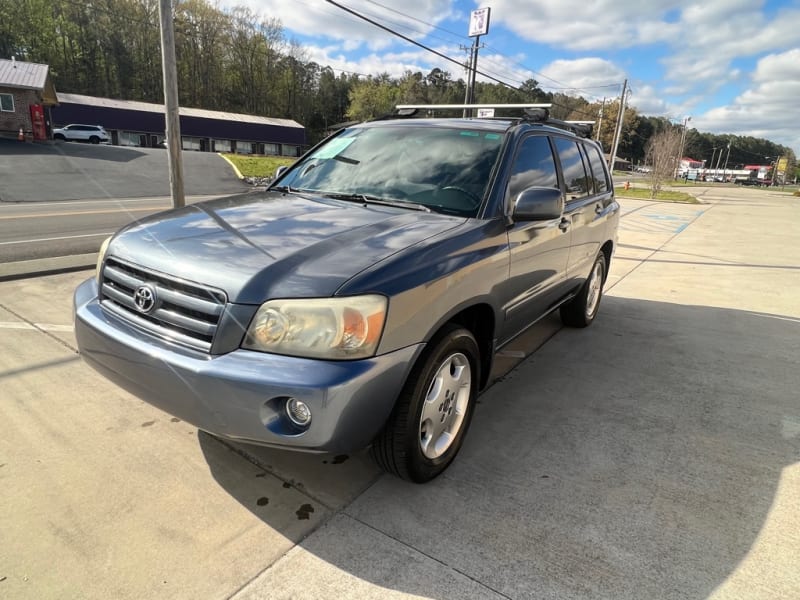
[276,124,504,217]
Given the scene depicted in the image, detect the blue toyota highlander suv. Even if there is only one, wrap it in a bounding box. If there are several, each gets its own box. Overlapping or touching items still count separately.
[74,105,619,482]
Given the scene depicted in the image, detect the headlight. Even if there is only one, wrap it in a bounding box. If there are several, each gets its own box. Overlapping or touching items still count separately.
[242,295,387,360]
[95,236,112,283]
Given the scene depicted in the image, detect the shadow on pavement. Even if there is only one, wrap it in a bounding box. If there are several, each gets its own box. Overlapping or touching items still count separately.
[198,296,799,599]
[0,137,146,163]
[0,138,248,202]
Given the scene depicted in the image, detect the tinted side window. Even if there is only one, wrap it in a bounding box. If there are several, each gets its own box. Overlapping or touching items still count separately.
[585,143,609,193]
[553,137,591,199]
[507,135,558,200]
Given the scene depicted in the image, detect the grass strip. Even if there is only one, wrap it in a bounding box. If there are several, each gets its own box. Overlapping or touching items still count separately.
[220,154,296,178]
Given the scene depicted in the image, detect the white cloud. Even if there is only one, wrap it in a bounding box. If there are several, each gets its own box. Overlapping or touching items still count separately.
[303,43,465,80]
[629,84,672,116]
[659,7,800,84]
[692,49,800,152]
[221,0,459,50]
[474,52,534,85]
[537,58,626,98]
[480,0,800,89]
[484,0,683,51]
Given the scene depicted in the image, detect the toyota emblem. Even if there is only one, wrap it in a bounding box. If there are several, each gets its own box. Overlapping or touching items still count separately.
[133,284,157,313]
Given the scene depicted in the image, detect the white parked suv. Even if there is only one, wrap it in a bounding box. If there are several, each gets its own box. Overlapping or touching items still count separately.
[53,124,110,144]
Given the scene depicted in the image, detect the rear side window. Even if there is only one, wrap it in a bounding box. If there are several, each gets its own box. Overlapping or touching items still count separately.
[584,143,609,193]
[507,135,558,200]
[553,137,591,200]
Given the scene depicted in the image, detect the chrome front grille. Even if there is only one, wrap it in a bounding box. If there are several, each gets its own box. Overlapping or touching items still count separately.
[99,257,227,352]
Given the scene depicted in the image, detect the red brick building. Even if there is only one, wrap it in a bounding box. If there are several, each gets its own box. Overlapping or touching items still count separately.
[0,58,59,140]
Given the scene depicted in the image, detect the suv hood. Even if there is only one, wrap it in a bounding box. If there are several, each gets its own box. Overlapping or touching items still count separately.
[108,191,464,303]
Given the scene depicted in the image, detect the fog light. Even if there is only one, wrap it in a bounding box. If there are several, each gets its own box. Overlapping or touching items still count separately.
[285,398,311,427]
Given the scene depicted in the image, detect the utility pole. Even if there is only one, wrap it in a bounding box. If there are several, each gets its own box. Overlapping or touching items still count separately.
[710,147,717,178]
[596,97,606,143]
[722,142,732,180]
[460,44,474,117]
[158,0,185,208]
[468,39,481,106]
[608,79,627,171]
[676,115,691,178]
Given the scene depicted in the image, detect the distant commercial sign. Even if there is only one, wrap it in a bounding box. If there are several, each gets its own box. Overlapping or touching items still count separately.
[477,108,495,118]
[468,8,491,37]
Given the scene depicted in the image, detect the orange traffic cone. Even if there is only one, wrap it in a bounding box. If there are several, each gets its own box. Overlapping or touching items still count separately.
[18,127,24,141]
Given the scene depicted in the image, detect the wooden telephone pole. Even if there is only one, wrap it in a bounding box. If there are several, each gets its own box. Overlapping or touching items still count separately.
[158,0,185,208]
[608,79,628,171]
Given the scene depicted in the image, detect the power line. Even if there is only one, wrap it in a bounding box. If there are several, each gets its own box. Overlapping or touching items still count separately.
[352,0,622,99]
[327,1,623,118]
[323,0,521,91]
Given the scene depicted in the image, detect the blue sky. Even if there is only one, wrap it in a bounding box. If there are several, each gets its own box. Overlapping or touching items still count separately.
[226,0,800,153]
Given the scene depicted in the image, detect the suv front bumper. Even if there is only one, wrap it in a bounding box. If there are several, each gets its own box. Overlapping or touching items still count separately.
[74,278,422,453]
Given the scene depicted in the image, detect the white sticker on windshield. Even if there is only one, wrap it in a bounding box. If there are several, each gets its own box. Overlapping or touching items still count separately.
[310,137,356,159]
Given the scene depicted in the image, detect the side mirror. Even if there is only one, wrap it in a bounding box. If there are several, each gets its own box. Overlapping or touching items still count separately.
[275,165,288,179]
[511,187,563,221]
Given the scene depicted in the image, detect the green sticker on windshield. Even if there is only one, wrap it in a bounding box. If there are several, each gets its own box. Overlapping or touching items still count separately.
[460,131,480,137]
[485,133,501,140]
[311,137,356,159]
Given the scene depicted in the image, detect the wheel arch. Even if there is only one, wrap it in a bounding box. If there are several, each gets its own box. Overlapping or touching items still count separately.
[600,240,613,281]
[429,303,495,391]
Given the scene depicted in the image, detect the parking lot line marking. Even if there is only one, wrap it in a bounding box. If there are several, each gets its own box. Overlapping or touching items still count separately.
[0,206,158,220]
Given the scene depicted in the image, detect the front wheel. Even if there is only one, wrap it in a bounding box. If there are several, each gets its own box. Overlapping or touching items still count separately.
[560,251,606,327]
[371,325,480,483]
[89,136,100,144]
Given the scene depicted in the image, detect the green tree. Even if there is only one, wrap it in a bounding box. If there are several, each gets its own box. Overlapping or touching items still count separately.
[347,74,399,121]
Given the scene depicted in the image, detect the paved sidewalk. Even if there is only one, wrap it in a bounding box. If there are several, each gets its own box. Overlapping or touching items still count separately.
[1,186,798,599]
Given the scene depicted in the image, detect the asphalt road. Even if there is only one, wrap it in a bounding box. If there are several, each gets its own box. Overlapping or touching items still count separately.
[0,138,251,268]
[0,138,248,203]
[0,195,226,265]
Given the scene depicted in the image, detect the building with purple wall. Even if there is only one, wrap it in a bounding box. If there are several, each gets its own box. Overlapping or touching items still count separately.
[53,93,305,156]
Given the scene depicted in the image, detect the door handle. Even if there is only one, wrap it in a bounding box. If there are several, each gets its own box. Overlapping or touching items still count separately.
[558,218,570,232]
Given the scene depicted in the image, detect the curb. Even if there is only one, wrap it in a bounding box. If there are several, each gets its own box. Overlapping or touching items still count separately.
[0,253,97,281]
[218,153,244,180]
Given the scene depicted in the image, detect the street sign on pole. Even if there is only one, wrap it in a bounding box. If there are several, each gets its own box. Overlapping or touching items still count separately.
[468,8,490,37]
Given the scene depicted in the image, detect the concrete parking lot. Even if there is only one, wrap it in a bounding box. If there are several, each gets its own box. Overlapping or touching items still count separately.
[0,185,798,599]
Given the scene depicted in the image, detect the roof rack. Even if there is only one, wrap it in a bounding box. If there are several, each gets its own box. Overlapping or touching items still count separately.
[391,104,594,138]
[395,103,553,112]
[520,107,594,138]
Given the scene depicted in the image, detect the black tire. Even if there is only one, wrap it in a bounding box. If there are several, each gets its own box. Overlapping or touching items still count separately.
[560,251,606,328]
[54,133,65,141]
[89,136,100,144]
[371,324,480,483]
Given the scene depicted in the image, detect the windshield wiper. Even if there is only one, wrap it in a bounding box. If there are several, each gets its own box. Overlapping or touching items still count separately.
[270,186,321,196]
[323,193,431,213]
